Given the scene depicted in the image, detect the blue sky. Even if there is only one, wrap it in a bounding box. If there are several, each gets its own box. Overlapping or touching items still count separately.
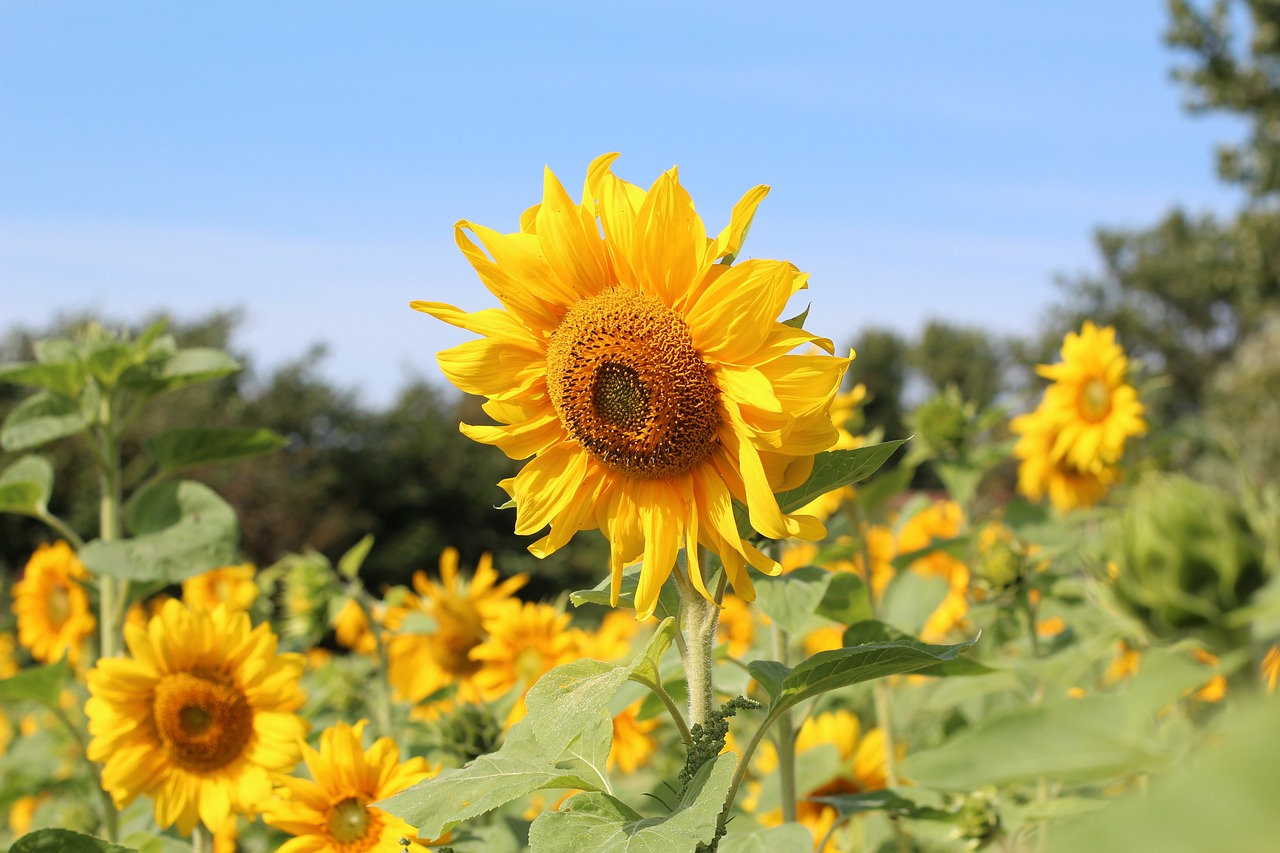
[0,1,1244,407]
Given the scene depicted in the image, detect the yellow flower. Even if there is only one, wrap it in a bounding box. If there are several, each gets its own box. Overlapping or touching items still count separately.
[126,595,174,634]
[8,793,45,835]
[608,702,660,774]
[579,610,644,661]
[1011,407,1116,511]
[799,384,867,521]
[385,548,526,708]
[13,541,96,666]
[897,501,970,642]
[333,597,379,656]
[754,710,894,852]
[262,720,438,853]
[851,525,897,601]
[416,154,851,618]
[1035,321,1146,474]
[182,563,259,613]
[717,593,757,658]
[469,601,582,723]
[1104,639,1142,685]
[85,600,307,835]
[1263,644,1280,695]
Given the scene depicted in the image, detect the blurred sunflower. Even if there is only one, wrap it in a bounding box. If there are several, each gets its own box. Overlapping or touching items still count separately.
[1011,410,1116,511]
[181,563,259,613]
[333,597,379,656]
[469,601,582,723]
[717,593,757,658]
[262,720,438,853]
[752,710,894,851]
[579,610,643,662]
[0,632,14,757]
[608,702,661,774]
[85,600,307,834]
[385,548,526,708]
[13,540,96,665]
[1036,321,1146,474]
[898,501,971,642]
[416,154,850,618]
[1262,644,1280,694]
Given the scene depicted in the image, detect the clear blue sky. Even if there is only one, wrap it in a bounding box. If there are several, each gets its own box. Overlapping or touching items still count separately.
[0,1,1244,407]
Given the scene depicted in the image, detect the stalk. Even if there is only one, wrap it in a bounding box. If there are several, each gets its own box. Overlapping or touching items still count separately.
[192,823,213,853]
[673,551,719,728]
[96,394,125,661]
[771,623,798,824]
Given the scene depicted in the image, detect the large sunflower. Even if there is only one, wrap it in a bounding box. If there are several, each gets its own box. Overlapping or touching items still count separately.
[468,600,583,724]
[263,720,437,853]
[416,154,850,618]
[1035,321,1146,474]
[85,600,307,835]
[13,540,96,665]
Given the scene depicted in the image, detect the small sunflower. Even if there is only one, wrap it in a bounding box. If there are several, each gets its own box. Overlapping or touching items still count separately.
[1262,644,1280,694]
[417,154,851,618]
[13,540,96,666]
[469,601,582,723]
[262,720,437,853]
[181,563,259,613]
[85,600,307,835]
[333,597,378,656]
[579,610,644,662]
[385,548,526,707]
[897,501,971,642]
[1036,321,1146,473]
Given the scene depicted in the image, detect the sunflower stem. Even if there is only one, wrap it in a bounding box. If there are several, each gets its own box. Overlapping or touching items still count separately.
[356,588,397,744]
[673,550,718,728]
[50,704,118,841]
[771,623,798,824]
[193,823,213,853]
[95,393,125,661]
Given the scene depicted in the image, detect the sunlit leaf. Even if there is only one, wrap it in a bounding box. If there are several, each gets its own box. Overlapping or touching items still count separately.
[0,455,54,517]
[10,829,139,853]
[144,426,287,476]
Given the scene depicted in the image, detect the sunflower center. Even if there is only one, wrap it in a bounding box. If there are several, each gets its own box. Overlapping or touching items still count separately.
[326,796,373,845]
[47,584,71,629]
[1079,378,1112,422]
[546,287,720,479]
[152,671,253,772]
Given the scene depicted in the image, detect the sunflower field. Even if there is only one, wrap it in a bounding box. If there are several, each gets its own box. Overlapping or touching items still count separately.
[1,152,1278,853]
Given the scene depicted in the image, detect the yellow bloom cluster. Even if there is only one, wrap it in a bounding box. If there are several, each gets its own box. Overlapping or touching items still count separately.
[1011,322,1146,511]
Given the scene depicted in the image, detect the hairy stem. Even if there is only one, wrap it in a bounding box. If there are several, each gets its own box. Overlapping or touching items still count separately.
[771,623,798,824]
[674,552,718,728]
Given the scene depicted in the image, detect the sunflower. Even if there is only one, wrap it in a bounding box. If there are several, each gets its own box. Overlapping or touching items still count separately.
[85,600,307,835]
[13,540,96,665]
[1036,321,1146,473]
[333,597,378,656]
[1011,408,1116,511]
[416,154,851,618]
[751,710,893,852]
[181,563,259,613]
[384,548,526,707]
[608,702,660,774]
[579,610,644,662]
[1262,644,1280,695]
[0,633,14,757]
[716,593,757,658]
[262,720,437,853]
[469,601,582,724]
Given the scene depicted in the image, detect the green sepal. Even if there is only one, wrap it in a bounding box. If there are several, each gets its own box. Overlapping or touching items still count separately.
[337,534,376,580]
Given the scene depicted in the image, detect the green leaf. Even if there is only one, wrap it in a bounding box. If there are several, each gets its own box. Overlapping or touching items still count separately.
[841,621,994,677]
[79,481,238,583]
[86,340,138,387]
[735,442,908,537]
[337,534,376,580]
[814,572,874,627]
[753,567,843,636]
[571,566,681,622]
[0,361,85,400]
[719,823,814,853]
[1,391,90,451]
[748,634,975,711]
[626,617,678,689]
[144,427,287,476]
[0,455,54,516]
[119,347,241,396]
[10,829,140,853]
[808,788,954,822]
[0,658,71,707]
[527,753,735,853]
[33,338,77,364]
[1047,698,1280,853]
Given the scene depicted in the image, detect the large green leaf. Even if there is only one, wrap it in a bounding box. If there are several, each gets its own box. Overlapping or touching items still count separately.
[1047,698,1280,853]
[144,426,287,475]
[1,391,90,451]
[79,481,238,583]
[808,789,954,822]
[719,823,814,853]
[0,658,71,707]
[841,621,995,677]
[0,454,54,516]
[814,572,874,627]
[752,567,844,637]
[748,634,975,713]
[11,829,139,853]
[527,753,735,853]
[380,622,681,837]
[119,347,241,396]
[0,360,85,400]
